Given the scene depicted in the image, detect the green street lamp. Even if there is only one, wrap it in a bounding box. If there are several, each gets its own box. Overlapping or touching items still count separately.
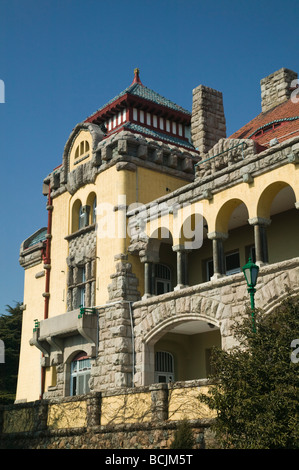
[242,257,259,332]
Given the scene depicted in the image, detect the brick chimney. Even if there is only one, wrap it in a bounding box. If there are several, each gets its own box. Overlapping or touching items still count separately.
[260,68,298,113]
[191,85,226,154]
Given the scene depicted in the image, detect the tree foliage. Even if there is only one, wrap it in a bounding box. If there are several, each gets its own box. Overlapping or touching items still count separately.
[0,302,22,403]
[200,292,299,449]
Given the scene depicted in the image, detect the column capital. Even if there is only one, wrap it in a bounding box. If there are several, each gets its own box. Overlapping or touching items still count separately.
[140,253,160,264]
[207,231,228,241]
[248,217,271,226]
[172,244,191,253]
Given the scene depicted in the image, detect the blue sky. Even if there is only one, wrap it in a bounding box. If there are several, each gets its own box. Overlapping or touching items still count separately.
[0,0,299,314]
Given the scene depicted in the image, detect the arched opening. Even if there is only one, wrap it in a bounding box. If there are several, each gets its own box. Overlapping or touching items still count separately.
[180,215,210,285]
[215,198,247,234]
[143,317,221,385]
[71,199,82,233]
[143,228,176,296]
[211,199,252,277]
[86,192,97,225]
[224,201,253,272]
[258,183,298,263]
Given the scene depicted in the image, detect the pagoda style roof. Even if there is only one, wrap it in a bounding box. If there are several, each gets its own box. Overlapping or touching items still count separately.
[84,69,194,151]
[85,73,191,123]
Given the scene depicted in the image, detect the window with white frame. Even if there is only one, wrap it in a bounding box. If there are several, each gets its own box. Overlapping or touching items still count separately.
[155,351,174,383]
[225,251,240,275]
[70,352,91,396]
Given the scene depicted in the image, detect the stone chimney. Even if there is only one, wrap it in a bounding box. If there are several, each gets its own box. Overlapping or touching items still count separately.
[191,85,226,155]
[260,68,298,113]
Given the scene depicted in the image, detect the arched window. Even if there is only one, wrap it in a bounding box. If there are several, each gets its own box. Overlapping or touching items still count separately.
[155,351,174,383]
[70,352,91,396]
[92,196,97,224]
[75,140,90,159]
[155,264,171,295]
[78,205,85,229]
[86,192,97,225]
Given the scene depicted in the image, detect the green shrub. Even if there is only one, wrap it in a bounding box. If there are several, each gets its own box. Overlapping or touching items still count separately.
[170,419,195,449]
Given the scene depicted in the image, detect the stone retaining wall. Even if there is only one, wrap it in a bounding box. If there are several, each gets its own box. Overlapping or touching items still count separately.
[0,381,215,449]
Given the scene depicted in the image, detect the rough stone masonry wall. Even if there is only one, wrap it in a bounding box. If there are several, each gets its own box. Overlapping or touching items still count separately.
[191,85,226,155]
[132,257,299,386]
[0,385,216,449]
[261,68,298,113]
[89,255,141,391]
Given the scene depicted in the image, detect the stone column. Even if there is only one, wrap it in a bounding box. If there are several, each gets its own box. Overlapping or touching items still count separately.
[173,245,189,290]
[140,244,160,300]
[143,261,153,299]
[248,217,271,266]
[207,232,228,280]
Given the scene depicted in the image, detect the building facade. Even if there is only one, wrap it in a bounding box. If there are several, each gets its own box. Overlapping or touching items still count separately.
[16,68,299,403]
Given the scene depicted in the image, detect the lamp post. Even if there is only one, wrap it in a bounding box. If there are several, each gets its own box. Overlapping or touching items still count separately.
[242,257,259,332]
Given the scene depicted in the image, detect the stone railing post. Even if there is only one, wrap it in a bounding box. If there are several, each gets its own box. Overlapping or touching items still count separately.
[35,400,49,431]
[86,392,101,427]
[150,383,168,422]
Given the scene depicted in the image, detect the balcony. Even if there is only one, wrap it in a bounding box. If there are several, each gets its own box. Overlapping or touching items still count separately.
[30,308,98,366]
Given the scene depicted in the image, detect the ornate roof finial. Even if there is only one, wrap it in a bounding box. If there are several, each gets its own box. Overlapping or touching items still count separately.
[131,68,143,86]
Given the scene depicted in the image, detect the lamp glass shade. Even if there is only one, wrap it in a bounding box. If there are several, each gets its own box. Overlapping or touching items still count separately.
[242,257,259,287]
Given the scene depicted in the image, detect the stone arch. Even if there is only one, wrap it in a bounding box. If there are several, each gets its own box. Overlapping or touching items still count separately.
[255,263,299,315]
[144,313,220,346]
[134,290,231,386]
[62,122,104,177]
[139,313,221,386]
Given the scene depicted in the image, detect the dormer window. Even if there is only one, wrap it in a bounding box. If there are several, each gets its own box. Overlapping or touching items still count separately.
[252,121,283,139]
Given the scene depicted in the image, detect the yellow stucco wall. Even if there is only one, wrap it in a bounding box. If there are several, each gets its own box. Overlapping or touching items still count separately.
[168,385,216,420]
[101,392,152,425]
[47,400,87,429]
[48,191,69,318]
[16,262,45,402]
